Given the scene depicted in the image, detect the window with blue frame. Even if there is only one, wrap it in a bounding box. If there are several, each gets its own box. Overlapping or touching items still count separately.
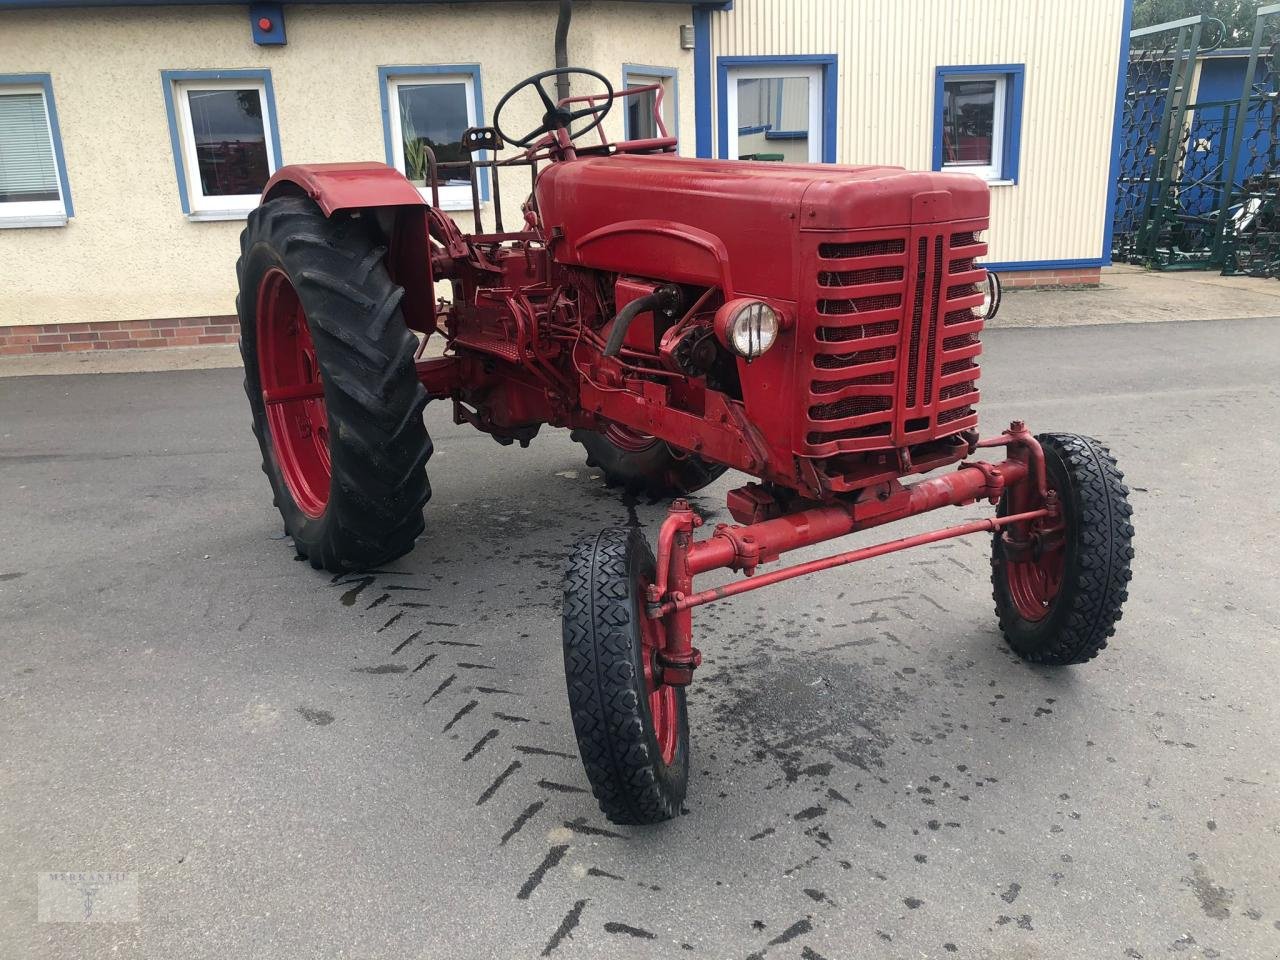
[162,69,281,219]
[934,65,1024,183]
[622,64,677,144]
[718,56,837,165]
[379,66,483,211]
[0,74,73,227]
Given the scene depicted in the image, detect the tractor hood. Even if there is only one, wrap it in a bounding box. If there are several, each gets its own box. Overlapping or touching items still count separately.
[535,154,990,300]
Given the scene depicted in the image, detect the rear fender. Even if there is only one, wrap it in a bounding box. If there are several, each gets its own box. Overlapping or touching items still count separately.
[262,163,435,334]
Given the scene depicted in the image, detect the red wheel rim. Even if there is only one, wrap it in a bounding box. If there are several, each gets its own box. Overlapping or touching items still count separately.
[639,577,679,765]
[1006,553,1064,622]
[1004,493,1067,622]
[257,268,331,519]
[604,423,660,454]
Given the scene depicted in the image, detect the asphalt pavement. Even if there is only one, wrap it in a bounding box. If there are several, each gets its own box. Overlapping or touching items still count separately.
[2,317,1278,960]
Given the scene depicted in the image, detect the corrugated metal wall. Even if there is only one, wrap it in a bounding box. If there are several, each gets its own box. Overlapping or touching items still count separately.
[708,0,1127,266]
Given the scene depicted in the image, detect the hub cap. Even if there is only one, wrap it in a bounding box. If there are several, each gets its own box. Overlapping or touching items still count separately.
[257,268,331,519]
[639,577,678,765]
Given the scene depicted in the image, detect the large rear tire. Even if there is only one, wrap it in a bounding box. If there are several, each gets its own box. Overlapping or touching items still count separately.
[237,196,432,573]
[571,426,726,498]
[562,527,689,824]
[992,433,1134,665]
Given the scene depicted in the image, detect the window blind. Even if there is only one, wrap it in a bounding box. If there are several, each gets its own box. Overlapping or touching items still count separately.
[0,92,59,203]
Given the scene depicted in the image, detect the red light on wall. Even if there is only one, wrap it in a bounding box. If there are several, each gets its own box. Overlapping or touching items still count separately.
[258,17,273,30]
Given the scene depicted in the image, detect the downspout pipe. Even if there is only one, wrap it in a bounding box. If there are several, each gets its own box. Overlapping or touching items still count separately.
[555,0,572,101]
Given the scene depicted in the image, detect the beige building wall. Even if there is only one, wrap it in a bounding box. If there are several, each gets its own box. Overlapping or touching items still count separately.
[0,1,694,328]
[708,0,1126,266]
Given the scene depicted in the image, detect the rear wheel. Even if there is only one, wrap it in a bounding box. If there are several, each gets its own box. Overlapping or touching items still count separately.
[562,527,689,824]
[992,433,1134,665]
[572,425,726,498]
[237,196,432,572]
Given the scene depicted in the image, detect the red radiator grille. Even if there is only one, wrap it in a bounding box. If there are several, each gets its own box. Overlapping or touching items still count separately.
[800,226,987,456]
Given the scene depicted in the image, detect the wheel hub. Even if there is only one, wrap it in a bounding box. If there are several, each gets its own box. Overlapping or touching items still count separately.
[639,576,679,765]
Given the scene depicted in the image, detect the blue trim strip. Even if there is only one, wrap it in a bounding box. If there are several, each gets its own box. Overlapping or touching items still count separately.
[0,72,74,218]
[932,63,1025,183]
[378,63,488,203]
[621,62,679,147]
[692,7,712,157]
[715,54,837,163]
[983,257,1105,272]
[1101,0,1135,266]
[764,130,806,140]
[160,69,282,215]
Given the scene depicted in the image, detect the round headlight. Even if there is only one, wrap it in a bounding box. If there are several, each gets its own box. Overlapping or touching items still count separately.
[715,299,780,359]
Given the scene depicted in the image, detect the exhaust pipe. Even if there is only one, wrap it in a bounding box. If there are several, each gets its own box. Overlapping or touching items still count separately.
[555,0,572,101]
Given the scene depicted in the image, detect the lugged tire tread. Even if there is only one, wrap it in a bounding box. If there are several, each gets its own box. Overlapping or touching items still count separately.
[562,528,688,825]
[237,196,432,573]
[992,433,1135,665]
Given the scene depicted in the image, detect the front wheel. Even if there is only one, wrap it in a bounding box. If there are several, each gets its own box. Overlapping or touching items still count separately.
[237,196,433,572]
[992,433,1135,665]
[571,425,726,498]
[562,527,689,824]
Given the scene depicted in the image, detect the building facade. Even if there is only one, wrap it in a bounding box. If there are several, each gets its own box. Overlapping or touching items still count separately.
[0,0,1130,356]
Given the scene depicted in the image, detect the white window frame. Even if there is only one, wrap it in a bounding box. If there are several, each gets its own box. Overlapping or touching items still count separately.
[621,67,677,145]
[172,77,278,220]
[0,83,68,228]
[940,73,1007,182]
[725,65,823,163]
[385,72,479,211]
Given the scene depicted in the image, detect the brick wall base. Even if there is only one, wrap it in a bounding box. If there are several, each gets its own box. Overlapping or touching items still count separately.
[1000,267,1102,289]
[0,316,239,357]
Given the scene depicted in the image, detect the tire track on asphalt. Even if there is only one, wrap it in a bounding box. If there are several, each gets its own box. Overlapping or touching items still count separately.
[329,553,857,958]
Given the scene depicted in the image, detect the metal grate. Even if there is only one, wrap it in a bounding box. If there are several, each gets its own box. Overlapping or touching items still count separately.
[941,358,977,377]
[817,294,902,315]
[937,405,974,426]
[807,423,892,445]
[803,229,983,455]
[808,396,893,422]
[816,320,898,343]
[814,346,896,369]
[943,332,980,352]
[819,239,906,259]
[811,372,894,393]
[923,235,944,405]
[938,381,977,402]
[818,266,904,287]
[904,237,929,407]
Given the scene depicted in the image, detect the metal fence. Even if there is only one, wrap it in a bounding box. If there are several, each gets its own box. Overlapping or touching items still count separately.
[1112,5,1279,278]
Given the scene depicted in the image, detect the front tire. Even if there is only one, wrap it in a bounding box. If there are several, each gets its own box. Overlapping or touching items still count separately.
[572,426,726,498]
[992,433,1135,665]
[237,196,432,573]
[562,528,689,824]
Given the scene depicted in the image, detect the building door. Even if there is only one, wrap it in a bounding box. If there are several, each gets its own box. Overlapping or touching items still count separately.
[725,65,823,162]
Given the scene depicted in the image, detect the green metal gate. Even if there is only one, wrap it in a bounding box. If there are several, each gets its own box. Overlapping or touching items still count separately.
[1220,3,1280,277]
[1112,6,1280,278]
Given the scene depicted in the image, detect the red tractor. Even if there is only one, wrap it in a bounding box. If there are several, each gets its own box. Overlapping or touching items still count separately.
[236,68,1135,824]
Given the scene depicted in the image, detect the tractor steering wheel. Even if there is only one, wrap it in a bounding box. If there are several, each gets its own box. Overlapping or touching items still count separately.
[493,67,615,149]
